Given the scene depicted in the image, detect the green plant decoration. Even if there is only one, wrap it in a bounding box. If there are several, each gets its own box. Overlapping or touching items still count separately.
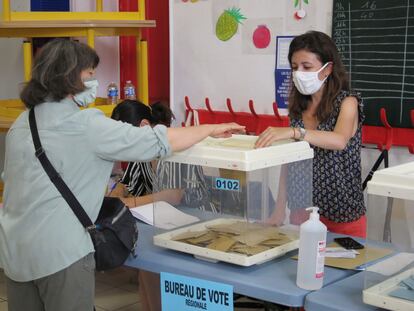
[295,0,309,7]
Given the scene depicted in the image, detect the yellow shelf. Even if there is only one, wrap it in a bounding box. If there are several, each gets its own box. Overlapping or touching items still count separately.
[0,20,155,38]
[9,11,145,21]
[0,98,116,131]
[0,0,152,129]
[0,19,155,28]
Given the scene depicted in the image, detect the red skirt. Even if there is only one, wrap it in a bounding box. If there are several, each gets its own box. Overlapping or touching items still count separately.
[289,209,367,238]
[320,215,367,238]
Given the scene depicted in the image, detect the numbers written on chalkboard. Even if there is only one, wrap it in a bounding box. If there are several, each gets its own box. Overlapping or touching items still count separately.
[360,11,374,19]
[335,2,345,10]
[214,178,240,192]
[361,1,376,19]
[361,1,377,10]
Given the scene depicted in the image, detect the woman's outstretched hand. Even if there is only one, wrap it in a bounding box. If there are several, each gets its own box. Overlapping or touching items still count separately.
[254,127,294,148]
[209,123,246,138]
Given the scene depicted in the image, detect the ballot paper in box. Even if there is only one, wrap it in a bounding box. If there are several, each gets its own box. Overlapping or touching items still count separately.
[152,135,314,266]
[363,162,414,310]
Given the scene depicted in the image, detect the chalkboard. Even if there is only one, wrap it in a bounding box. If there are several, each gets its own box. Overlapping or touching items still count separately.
[332,0,414,128]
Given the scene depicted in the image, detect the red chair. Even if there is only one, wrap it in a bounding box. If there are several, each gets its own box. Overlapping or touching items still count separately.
[362,108,393,152]
[362,108,393,190]
[391,109,414,154]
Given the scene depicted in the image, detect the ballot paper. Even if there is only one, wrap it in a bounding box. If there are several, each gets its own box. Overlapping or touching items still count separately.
[130,201,200,229]
[325,247,359,258]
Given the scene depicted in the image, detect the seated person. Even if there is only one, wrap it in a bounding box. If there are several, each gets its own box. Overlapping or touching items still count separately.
[110,100,217,212]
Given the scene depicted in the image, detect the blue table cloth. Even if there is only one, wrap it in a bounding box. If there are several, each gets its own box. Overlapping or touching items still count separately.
[125,221,355,307]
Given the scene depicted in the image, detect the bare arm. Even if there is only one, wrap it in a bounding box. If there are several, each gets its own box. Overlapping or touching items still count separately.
[266,164,288,226]
[301,96,359,150]
[167,123,245,152]
[109,183,185,207]
[255,96,359,151]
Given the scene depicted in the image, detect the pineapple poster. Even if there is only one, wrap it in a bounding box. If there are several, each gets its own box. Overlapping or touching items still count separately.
[212,0,244,42]
[216,7,246,41]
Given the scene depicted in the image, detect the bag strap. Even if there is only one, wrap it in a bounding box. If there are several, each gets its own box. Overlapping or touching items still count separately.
[28,108,95,231]
[184,110,193,127]
[193,109,200,126]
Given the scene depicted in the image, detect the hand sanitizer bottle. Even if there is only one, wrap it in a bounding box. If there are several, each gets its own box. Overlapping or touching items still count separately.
[296,206,327,290]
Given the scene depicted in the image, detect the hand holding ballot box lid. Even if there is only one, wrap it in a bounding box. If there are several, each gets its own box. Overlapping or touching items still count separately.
[363,162,414,310]
[152,135,314,266]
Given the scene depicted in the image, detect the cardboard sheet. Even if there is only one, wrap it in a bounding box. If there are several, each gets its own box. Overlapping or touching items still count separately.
[324,243,394,270]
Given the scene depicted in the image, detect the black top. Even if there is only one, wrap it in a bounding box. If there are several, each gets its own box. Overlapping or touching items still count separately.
[120,161,154,197]
[120,161,217,213]
[290,90,366,223]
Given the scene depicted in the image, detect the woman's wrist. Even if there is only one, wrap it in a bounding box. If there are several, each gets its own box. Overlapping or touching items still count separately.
[198,124,213,136]
[291,127,298,140]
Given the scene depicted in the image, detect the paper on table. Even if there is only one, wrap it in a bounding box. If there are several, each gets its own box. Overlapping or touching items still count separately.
[130,201,200,230]
[366,252,414,276]
[325,247,359,258]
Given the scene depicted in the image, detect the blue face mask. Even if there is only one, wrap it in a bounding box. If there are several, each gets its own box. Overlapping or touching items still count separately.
[73,79,99,107]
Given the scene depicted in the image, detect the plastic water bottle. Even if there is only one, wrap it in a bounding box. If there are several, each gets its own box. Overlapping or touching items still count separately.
[296,206,327,290]
[123,80,136,100]
[107,82,118,105]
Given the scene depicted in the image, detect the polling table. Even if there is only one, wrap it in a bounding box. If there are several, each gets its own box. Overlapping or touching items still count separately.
[125,221,356,308]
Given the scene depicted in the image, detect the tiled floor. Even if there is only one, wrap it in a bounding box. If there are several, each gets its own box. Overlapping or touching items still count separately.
[0,267,265,311]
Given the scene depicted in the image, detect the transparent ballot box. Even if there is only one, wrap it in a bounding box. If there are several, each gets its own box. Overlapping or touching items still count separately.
[151,135,314,266]
[363,162,414,310]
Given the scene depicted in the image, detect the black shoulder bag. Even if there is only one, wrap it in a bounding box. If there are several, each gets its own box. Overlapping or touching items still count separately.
[28,108,138,271]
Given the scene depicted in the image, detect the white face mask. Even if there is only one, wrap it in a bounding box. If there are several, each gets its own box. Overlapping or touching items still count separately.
[292,62,330,95]
[73,79,99,107]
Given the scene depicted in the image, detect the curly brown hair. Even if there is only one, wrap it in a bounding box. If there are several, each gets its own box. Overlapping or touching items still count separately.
[288,31,349,122]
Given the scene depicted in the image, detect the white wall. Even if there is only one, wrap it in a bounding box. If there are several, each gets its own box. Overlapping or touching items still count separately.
[170,0,333,124]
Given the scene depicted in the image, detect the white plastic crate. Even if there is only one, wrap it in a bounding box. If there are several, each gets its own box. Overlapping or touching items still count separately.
[364,161,414,310]
[152,135,313,265]
[163,135,313,171]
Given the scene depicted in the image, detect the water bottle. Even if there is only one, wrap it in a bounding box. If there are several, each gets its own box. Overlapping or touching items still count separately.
[296,206,327,290]
[124,80,136,100]
[107,82,118,105]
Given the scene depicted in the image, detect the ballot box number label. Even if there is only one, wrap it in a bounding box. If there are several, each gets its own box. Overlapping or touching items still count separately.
[214,178,240,191]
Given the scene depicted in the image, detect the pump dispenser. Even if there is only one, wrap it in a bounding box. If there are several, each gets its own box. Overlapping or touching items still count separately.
[296,207,327,290]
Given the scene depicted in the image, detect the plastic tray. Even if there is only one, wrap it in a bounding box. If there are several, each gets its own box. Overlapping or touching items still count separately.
[153,218,299,266]
[363,268,414,310]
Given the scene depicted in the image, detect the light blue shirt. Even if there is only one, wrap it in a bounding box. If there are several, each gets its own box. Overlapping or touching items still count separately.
[0,98,171,281]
